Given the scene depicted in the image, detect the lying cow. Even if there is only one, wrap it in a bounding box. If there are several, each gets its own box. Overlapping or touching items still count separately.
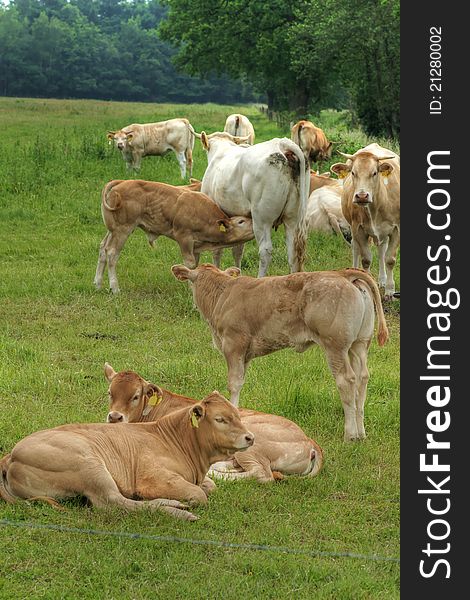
[223,114,255,145]
[331,143,400,299]
[94,179,253,293]
[107,118,196,178]
[0,392,253,520]
[172,264,389,441]
[306,180,351,242]
[199,131,309,277]
[103,363,323,483]
[291,120,333,169]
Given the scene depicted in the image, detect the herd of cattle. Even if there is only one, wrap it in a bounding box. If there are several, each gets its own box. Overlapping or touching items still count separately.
[0,113,400,521]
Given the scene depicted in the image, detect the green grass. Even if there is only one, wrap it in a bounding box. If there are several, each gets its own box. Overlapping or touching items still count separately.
[0,97,400,599]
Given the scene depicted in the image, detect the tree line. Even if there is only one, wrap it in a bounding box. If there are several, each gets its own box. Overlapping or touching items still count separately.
[0,0,258,104]
[161,0,399,137]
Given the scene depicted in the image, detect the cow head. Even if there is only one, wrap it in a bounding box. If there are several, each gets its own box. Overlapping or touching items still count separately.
[171,264,241,283]
[216,215,253,243]
[190,391,254,456]
[107,130,133,152]
[331,151,395,205]
[104,363,163,423]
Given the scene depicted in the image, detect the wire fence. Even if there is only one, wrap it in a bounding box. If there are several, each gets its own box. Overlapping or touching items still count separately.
[0,518,399,563]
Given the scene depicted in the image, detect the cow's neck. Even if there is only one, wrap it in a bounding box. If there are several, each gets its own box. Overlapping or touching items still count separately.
[192,273,231,322]
[140,389,194,422]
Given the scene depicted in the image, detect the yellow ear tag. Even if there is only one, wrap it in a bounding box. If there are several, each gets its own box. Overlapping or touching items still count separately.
[338,171,348,179]
[219,224,227,232]
[148,393,162,406]
[191,413,199,428]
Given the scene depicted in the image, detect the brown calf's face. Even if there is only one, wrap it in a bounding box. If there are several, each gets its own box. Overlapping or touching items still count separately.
[107,130,133,152]
[104,363,161,423]
[220,216,253,243]
[192,392,254,454]
[331,153,394,205]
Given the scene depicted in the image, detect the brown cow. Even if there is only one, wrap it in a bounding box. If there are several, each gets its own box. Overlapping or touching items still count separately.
[291,120,333,169]
[103,364,323,483]
[0,392,254,520]
[107,118,196,178]
[172,264,389,441]
[331,143,400,300]
[94,180,254,293]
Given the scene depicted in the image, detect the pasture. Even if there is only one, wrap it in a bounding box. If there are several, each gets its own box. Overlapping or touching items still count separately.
[0,98,400,599]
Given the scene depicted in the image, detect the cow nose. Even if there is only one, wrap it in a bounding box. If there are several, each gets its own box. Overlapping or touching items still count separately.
[117,143,124,149]
[244,432,255,446]
[107,411,124,423]
[354,191,370,203]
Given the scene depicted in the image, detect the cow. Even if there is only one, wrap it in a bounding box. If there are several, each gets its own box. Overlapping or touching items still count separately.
[199,131,309,277]
[330,143,400,300]
[171,263,389,442]
[103,363,323,483]
[0,392,254,520]
[291,120,333,169]
[223,114,255,145]
[107,118,196,178]
[94,179,254,293]
[306,180,351,242]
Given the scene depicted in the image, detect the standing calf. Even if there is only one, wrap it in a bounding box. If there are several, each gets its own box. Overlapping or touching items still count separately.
[94,179,253,293]
[172,264,389,441]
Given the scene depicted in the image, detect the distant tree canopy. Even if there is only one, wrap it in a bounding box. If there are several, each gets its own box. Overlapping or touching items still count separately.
[0,0,259,104]
[161,0,400,137]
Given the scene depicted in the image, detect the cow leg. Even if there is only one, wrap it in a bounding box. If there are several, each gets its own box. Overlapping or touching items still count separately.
[377,238,389,289]
[351,237,362,268]
[284,219,298,273]
[323,345,359,441]
[212,249,223,268]
[94,232,110,289]
[175,151,187,179]
[231,243,244,268]
[176,236,197,269]
[224,343,248,407]
[348,340,370,439]
[253,220,273,277]
[200,476,217,496]
[185,147,193,178]
[384,227,400,300]
[105,228,133,294]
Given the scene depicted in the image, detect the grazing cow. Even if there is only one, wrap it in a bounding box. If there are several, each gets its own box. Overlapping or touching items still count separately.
[306,180,351,242]
[103,364,323,483]
[172,264,389,441]
[199,132,309,277]
[0,392,254,520]
[94,179,254,293]
[223,114,255,145]
[291,120,333,169]
[107,118,196,178]
[331,143,400,299]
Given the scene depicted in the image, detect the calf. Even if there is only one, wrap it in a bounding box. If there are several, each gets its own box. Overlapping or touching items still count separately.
[0,392,253,520]
[223,114,255,145]
[291,120,333,169]
[331,143,400,299]
[107,118,196,178]
[103,364,323,483]
[94,179,253,293]
[172,264,389,441]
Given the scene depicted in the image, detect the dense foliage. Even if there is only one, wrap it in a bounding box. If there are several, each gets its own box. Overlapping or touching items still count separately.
[0,0,258,104]
[161,0,400,137]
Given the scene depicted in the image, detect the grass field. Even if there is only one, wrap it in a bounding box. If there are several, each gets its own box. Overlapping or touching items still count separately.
[0,98,400,599]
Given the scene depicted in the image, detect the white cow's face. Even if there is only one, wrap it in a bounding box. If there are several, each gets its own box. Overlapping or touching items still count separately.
[107,130,133,152]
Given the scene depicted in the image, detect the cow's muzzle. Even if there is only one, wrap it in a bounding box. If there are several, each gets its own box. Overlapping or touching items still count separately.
[353,192,372,205]
[117,143,124,150]
[107,411,126,423]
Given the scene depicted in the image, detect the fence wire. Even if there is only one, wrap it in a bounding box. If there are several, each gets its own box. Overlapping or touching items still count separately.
[0,518,399,563]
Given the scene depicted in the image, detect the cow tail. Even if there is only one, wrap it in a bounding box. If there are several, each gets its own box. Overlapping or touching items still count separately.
[102,180,122,212]
[339,268,389,346]
[235,115,240,136]
[293,145,309,271]
[308,439,324,477]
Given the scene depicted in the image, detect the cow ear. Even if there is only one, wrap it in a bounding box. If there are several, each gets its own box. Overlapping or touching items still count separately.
[330,163,350,179]
[190,404,205,428]
[201,131,210,151]
[107,132,115,140]
[171,264,198,282]
[144,382,163,406]
[216,219,229,233]
[379,162,393,177]
[104,362,117,382]
[224,267,241,278]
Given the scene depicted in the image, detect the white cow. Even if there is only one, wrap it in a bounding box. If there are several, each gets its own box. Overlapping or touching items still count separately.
[223,114,255,145]
[199,132,309,277]
[306,181,351,242]
[107,118,196,178]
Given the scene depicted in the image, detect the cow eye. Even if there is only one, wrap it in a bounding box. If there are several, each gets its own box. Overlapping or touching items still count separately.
[215,417,226,424]
[238,219,244,225]
[351,171,356,177]
[372,171,377,176]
